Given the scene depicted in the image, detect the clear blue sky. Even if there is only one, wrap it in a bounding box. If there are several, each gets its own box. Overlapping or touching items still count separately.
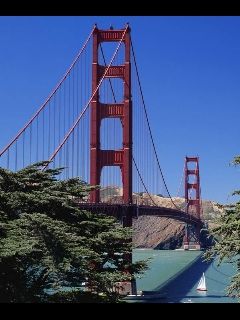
[0,16,240,204]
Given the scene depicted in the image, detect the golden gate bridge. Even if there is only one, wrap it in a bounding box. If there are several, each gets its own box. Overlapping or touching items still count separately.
[0,24,204,294]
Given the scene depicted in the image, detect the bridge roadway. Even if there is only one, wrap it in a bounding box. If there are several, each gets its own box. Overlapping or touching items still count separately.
[77,203,203,226]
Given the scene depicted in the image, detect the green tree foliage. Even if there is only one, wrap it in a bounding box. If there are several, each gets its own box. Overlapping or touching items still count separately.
[204,156,240,299]
[0,162,146,303]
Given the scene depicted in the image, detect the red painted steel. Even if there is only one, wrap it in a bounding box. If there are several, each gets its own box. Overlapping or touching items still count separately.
[89,26,134,295]
[99,103,124,119]
[98,65,125,79]
[184,156,202,246]
[90,26,132,204]
[43,26,128,170]
[99,30,125,42]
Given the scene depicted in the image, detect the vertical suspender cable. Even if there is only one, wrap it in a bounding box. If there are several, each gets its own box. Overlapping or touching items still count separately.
[131,39,179,209]
[0,28,94,158]
[42,26,129,172]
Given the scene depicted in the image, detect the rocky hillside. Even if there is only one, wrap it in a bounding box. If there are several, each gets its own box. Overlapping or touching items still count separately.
[100,187,224,249]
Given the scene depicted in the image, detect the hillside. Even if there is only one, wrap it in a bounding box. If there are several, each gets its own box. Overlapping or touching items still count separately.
[100,187,224,249]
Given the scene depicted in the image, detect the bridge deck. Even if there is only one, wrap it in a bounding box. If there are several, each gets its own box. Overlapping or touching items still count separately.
[77,203,203,226]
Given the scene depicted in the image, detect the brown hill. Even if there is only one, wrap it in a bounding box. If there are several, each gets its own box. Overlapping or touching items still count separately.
[100,187,224,249]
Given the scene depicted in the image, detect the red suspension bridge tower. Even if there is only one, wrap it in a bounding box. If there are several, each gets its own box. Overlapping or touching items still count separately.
[89,25,136,294]
[90,25,132,206]
[183,156,202,250]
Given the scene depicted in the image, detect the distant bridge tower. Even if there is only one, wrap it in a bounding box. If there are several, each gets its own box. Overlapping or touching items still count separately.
[183,156,202,250]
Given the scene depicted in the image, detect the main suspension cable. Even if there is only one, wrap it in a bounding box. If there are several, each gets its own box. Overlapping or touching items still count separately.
[0,26,95,158]
[100,42,159,206]
[130,38,179,210]
[43,25,129,170]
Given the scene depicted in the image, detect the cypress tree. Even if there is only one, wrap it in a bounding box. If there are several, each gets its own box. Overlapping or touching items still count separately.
[0,162,146,303]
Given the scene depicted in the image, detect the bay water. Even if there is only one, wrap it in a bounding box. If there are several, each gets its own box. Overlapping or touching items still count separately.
[132,249,238,303]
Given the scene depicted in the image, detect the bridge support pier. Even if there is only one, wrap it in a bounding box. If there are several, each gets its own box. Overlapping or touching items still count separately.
[122,206,137,295]
[183,224,201,250]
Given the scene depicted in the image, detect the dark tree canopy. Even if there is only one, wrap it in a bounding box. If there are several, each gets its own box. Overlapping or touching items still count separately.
[204,156,240,299]
[0,162,146,303]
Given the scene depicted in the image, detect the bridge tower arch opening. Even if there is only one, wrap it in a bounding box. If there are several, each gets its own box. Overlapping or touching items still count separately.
[183,156,202,250]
